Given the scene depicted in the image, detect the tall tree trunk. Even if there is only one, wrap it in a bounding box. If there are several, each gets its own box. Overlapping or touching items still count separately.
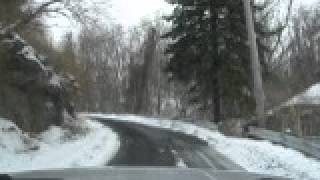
[157,48,162,115]
[243,0,266,127]
[213,80,221,123]
[136,28,157,115]
[209,0,222,124]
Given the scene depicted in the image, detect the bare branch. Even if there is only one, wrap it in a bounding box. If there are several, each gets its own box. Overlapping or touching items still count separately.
[16,0,63,29]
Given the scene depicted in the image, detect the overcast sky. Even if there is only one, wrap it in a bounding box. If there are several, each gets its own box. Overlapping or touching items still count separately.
[109,0,173,26]
[295,0,318,6]
[48,0,318,42]
[48,0,173,41]
[110,0,318,25]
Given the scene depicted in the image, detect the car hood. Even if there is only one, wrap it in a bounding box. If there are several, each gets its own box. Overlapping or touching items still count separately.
[6,167,290,180]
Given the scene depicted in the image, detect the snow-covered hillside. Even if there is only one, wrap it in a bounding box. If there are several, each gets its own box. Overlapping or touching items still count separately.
[84,113,320,180]
[0,117,120,173]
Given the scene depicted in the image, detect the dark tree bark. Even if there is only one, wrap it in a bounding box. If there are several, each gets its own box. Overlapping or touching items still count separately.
[136,28,157,114]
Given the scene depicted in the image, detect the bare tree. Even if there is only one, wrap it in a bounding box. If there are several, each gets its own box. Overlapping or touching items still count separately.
[0,0,107,37]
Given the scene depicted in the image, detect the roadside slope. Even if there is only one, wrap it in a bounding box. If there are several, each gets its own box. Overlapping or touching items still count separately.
[0,117,120,172]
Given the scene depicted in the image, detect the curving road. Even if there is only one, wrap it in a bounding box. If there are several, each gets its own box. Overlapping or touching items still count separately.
[94,117,244,170]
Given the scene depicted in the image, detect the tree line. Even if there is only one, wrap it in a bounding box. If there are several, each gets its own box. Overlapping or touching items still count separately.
[1,0,320,133]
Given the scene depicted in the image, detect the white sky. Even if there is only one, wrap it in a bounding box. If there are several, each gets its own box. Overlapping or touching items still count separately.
[109,0,173,26]
[294,0,318,7]
[48,0,173,41]
[47,0,318,42]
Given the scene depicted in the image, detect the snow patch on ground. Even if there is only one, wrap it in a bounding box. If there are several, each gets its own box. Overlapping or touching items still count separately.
[176,157,188,168]
[0,117,120,173]
[83,113,320,180]
[209,132,320,180]
[49,74,61,88]
[17,46,38,63]
[171,150,187,168]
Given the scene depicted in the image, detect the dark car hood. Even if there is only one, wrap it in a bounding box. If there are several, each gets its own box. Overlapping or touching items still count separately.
[6,167,290,180]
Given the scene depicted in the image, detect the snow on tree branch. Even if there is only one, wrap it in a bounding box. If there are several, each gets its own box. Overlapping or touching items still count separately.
[0,0,109,36]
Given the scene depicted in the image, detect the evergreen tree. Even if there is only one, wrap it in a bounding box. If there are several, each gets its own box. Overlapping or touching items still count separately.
[163,0,280,122]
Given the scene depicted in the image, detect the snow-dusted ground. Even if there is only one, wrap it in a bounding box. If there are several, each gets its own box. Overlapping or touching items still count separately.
[0,117,120,173]
[83,113,320,180]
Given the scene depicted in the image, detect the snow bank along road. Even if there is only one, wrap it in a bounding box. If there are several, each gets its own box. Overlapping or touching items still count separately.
[83,114,320,180]
[0,117,120,173]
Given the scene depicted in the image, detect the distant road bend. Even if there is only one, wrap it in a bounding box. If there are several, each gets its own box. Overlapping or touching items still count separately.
[92,117,243,170]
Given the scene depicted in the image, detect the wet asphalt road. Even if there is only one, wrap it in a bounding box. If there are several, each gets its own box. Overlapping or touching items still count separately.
[94,117,244,170]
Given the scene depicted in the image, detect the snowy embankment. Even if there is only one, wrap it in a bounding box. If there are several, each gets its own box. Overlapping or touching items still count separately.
[0,117,120,173]
[84,113,320,180]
